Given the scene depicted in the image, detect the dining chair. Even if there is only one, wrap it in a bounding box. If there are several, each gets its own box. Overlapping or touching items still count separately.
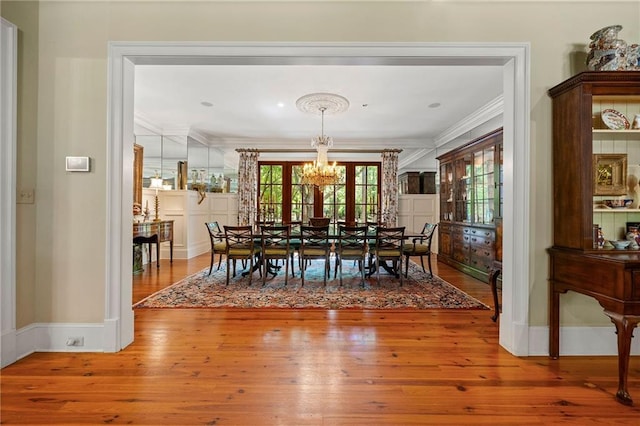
[299,225,331,288]
[372,226,406,286]
[205,221,227,275]
[365,221,379,271]
[309,217,331,227]
[403,223,438,278]
[285,220,303,268]
[334,225,368,287]
[223,225,261,285]
[260,224,295,286]
[255,220,275,233]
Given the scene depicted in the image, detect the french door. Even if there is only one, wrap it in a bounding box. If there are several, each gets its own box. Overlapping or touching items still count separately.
[259,162,380,224]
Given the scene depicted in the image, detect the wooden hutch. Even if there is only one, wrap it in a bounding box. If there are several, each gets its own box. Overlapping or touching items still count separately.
[437,128,503,282]
[547,72,640,406]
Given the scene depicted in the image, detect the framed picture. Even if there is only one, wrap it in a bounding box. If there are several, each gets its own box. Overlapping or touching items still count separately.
[593,153,627,195]
[65,156,90,172]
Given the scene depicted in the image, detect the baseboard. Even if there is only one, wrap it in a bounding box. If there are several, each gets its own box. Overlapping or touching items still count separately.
[13,322,105,361]
[1,329,17,367]
[528,325,640,356]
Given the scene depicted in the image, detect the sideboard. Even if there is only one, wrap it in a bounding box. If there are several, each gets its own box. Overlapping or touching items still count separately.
[133,220,174,268]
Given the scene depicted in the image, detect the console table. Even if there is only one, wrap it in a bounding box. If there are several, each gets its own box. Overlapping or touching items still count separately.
[548,247,640,406]
[133,220,174,268]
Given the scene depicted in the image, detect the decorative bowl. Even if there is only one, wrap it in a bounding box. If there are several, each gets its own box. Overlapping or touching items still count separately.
[611,240,631,250]
[603,199,633,209]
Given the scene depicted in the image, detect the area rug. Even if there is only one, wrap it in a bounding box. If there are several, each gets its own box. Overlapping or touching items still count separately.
[134,258,490,310]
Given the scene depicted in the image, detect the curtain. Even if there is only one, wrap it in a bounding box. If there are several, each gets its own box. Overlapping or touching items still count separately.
[237,149,259,227]
[381,149,401,226]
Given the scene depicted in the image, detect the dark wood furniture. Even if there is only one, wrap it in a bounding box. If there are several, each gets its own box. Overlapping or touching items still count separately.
[133,220,174,268]
[402,222,438,278]
[205,221,227,275]
[224,225,261,285]
[299,225,331,288]
[548,71,640,406]
[260,225,295,286]
[437,128,503,282]
[371,226,406,286]
[334,225,368,287]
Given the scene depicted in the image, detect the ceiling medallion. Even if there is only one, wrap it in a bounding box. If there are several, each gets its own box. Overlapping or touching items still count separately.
[295,93,350,116]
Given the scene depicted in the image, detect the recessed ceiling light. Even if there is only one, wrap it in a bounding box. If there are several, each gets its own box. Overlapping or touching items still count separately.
[277,102,285,108]
[201,101,213,107]
[428,102,441,108]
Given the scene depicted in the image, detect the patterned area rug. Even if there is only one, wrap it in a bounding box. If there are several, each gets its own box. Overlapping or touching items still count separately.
[134,258,490,310]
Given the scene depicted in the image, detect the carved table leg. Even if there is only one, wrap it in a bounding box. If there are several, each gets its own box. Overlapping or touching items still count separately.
[603,310,640,406]
[488,266,501,322]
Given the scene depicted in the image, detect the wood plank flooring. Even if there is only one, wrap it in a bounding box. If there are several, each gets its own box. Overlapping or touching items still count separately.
[2,255,639,424]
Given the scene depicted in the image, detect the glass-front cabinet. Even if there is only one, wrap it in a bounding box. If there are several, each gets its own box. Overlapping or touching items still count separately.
[547,72,640,407]
[436,128,503,282]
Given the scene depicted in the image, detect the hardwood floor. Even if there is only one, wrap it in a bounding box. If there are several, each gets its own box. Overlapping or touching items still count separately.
[2,255,639,424]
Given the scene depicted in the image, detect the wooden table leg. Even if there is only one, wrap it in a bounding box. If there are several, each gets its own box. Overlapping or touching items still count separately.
[604,310,640,406]
[488,265,501,322]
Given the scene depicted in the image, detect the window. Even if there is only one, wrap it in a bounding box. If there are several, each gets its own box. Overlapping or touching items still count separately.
[259,162,379,224]
[259,164,282,222]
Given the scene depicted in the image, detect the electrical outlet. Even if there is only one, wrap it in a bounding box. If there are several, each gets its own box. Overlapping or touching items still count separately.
[66,337,84,347]
[18,189,34,204]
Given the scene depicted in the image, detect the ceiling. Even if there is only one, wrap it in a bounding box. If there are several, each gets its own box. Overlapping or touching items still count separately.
[133,64,505,171]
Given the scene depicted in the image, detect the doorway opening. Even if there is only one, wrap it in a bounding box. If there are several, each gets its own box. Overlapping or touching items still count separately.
[106,42,530,355]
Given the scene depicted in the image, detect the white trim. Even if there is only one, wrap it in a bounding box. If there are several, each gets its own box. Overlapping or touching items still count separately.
[0,18,18,368]
[434,95,505,148]
[107,42,532,355]
[528,326,640,356]
[14,323,105,359]
[499,51,531,356]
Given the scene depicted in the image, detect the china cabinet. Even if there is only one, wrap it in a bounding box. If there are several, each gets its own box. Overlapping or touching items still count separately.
[437,128,503,282]
[547,71,640,406]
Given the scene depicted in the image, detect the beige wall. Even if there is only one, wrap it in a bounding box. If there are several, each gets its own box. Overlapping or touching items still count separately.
[2,1,640,329]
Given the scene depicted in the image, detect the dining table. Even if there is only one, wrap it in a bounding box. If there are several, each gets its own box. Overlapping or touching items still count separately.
[217,227,426,279]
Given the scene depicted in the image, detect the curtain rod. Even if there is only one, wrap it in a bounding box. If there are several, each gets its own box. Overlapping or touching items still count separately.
[236,148,402,154]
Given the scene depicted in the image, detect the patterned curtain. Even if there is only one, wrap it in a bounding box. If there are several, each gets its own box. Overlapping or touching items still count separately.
[381,149,401,226]
[236,149,259,227]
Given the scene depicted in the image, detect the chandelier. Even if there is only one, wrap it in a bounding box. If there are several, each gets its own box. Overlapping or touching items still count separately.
[297,93,349,190]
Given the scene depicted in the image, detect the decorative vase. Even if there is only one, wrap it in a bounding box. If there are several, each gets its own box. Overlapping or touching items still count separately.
[632,114,640,130]
[586,25,628,71]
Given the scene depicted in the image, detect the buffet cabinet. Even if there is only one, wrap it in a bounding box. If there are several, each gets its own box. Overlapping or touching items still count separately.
[437,128,503,282]
[547,72,640,406]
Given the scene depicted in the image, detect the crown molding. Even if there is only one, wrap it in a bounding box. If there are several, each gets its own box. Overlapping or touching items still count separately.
[434,95,504,148]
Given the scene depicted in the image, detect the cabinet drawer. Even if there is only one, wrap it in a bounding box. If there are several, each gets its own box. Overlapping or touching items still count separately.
[470,254,493,271]
[469,235,494,250]
[453,250,470,264]
[470,244,493,259]
[453,239,470,251]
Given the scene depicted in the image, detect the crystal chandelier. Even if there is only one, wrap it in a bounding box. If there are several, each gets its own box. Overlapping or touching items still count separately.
[301,106,340,189]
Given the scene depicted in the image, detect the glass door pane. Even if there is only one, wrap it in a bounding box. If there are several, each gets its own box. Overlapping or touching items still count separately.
[291,165,313,222]
[440,163,453,221]
[323,165,347,223]
[259,164,283,223]
[355,165,379,223]
[455,154,472,222]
